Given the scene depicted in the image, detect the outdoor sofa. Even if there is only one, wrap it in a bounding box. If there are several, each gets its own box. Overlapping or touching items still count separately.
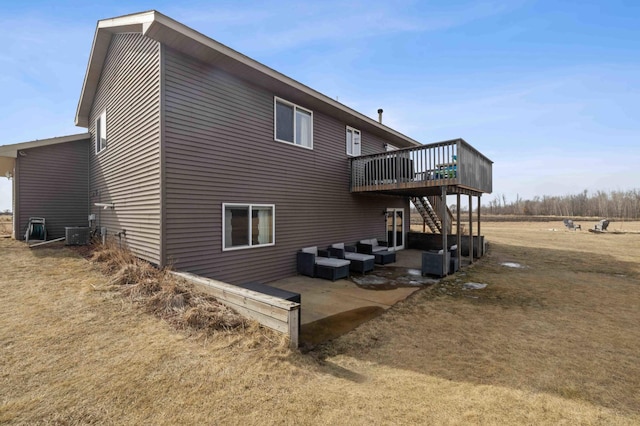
[328,243,375,274]
[297,246,350,281]
[357,238,396,264]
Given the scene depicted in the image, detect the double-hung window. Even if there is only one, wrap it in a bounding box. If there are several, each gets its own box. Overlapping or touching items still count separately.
[346,126,361,156]
[223,203,275,251]
[274,97,312,149]
[95,110,107,154]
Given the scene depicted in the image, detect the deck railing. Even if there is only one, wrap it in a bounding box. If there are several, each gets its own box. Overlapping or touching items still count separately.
[350,139,492,194]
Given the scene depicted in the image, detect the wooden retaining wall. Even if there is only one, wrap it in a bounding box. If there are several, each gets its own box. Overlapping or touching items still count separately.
[171,271,300,348]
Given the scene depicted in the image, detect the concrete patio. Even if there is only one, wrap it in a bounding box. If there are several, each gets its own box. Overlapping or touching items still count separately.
[269,249,443,346]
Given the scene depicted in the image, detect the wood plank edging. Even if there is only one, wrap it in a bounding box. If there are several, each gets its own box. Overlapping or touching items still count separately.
[170,271,300,348]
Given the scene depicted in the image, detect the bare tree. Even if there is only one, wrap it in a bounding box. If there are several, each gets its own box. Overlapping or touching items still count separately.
[485,189,640,219]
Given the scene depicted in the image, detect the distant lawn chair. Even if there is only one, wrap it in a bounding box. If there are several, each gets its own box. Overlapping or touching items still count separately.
[563,219,581,231]
[595,219,610,231]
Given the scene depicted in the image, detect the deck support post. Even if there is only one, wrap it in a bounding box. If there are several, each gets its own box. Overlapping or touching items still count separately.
[456,193,461,260]
[441,186,448,277]
[468,194,473,264]
[477,195,482,257]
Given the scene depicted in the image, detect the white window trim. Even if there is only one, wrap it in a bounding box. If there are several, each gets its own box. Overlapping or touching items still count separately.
[273,97,313,150]
[95,110,107,155]
[222,203,276,251]
[346,126,361,157]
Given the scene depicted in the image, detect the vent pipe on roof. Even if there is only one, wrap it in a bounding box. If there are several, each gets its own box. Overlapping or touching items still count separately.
[377,108,383,124]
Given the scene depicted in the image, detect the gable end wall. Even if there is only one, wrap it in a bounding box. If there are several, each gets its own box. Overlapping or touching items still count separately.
[88,33,162,264]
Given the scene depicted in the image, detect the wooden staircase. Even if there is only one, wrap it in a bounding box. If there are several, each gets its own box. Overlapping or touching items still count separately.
[411,196,453,234]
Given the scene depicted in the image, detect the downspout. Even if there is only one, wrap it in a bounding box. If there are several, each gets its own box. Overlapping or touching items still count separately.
[159,42,166,268]
[13,158,19,239]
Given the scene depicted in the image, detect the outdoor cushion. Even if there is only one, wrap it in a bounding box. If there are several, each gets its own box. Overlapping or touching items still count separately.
[331,243,345,250]
[301,246,318,256]
[315,257,350,268]
[344,252,375,262]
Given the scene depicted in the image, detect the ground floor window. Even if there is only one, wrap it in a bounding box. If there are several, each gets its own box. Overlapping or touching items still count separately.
[223,204,275,250]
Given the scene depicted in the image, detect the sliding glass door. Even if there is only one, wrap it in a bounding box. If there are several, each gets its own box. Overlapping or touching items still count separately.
[386,208,404,250]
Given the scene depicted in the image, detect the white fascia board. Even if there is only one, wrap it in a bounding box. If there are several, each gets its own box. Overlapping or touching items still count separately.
[0,133,91,158]
[75,11,156,128]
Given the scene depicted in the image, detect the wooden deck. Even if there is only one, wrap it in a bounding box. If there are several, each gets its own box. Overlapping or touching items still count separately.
[350,138,492,196]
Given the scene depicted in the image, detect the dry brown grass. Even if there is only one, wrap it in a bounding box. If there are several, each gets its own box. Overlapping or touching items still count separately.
[88,242,249,334]
[1,222,639,424]
[0,216,11,236]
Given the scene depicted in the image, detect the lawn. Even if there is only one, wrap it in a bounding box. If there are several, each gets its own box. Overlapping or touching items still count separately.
[1,221,639,424]
[0,215,10,236]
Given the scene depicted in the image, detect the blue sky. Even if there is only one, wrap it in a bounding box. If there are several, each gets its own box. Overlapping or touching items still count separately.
[1,0,639,211]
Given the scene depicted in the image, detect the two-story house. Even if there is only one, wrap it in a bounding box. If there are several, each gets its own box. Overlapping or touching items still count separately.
[0,11,492,285]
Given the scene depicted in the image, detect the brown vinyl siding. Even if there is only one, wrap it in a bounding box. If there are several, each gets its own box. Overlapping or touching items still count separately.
[88,33,161,264]
[16,140,89,240]
[163,48,408,284]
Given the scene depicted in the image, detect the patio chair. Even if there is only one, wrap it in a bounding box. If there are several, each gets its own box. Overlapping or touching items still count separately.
[328,243,375,274]
[595,219,610,231]
[563,219,581,231]
[297,246,350,281]
[422,250,450,278]
[449,244,459,274]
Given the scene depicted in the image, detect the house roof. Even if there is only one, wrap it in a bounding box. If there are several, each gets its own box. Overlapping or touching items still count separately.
[0,133,90,178]
[75,10,422,149]
[0,133,90,158]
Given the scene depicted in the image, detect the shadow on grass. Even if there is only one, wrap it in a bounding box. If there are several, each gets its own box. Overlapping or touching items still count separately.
[308,242,640,415]
[300,306,386,350]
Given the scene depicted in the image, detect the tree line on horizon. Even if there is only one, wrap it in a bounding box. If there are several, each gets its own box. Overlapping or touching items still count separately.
[482,189,640,219]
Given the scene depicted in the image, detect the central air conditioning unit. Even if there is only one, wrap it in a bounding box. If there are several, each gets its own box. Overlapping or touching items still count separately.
[65,227,90,246]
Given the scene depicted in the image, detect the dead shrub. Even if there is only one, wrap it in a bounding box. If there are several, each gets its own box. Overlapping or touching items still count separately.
[89,243,249,335]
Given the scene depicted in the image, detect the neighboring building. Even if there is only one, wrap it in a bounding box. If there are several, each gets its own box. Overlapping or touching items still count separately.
[0,11,492,284]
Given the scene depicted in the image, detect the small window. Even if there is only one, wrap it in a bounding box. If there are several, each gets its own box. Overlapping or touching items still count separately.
[346,126,361,156]
[95,110,107,154]
[223,203,275,251]
[274,97,312,149]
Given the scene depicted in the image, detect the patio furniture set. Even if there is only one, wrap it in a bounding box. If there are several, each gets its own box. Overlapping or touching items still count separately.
[298,239,462,281]
[297,239,397,281]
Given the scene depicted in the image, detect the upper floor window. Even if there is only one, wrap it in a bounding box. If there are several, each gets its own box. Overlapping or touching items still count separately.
[346,126,361,156]
[96,110,107,154]
[274,97,312,149]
